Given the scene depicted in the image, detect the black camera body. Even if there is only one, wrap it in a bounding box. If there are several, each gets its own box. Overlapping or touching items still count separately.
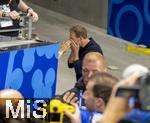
[116,72,150,111]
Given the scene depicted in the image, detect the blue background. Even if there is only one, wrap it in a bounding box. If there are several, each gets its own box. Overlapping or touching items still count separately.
[0,43,60,98]
[108,0,150,47]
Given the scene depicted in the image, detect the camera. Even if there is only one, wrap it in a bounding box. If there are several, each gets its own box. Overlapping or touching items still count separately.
[48,99,74,123]
[116,72,150,111]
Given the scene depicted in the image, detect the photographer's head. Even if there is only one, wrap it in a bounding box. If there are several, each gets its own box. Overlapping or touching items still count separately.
[100,65,150,123]
[122,64,149,79]
[82,52,107,85]
[83,72,118,112]
[0,89,24,122]
[122,64,150,111]
[0,89,23,107]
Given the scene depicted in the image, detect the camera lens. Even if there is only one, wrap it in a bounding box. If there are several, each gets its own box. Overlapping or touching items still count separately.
[53,107,58,112]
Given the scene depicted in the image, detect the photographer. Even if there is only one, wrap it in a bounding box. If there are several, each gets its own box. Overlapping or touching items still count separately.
[64,72,118,123]
[101,67,150,123]
[0,89,43,123]
[0,0,38,41]
[62,52,107,106]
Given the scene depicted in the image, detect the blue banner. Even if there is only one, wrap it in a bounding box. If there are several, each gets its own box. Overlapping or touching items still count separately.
[108,0,150,47]
[0,43,60,98]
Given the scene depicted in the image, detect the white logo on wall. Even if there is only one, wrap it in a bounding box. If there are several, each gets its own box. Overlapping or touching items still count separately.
[6,99,47,118]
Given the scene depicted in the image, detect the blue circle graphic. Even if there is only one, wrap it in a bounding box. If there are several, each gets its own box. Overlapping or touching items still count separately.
[144,0,150,24]
[45,68,55,86]
[36,45,58,59]
[108,0,125,29]
[36,47,46,57]
[22,49,35,72]
[115,5,143,43]
[31,69,43,89]
[11,68,23,89]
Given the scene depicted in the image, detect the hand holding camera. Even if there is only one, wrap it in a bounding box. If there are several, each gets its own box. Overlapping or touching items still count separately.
[64,103,81,123]
[116,64,150,111]
[101,64,150,123]
[49,99,75,123]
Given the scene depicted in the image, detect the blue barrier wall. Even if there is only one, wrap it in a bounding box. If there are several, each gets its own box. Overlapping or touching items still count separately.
[108,0,150,47]
[0,43,59,98]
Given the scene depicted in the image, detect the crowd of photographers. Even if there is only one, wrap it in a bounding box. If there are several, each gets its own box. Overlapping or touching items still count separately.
[62,51,150,123]
[0,25,150,123]
[60,25,150,123]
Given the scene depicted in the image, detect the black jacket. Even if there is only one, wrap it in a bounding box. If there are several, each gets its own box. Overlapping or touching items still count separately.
[68,37,103,80]
[60,77,86,106]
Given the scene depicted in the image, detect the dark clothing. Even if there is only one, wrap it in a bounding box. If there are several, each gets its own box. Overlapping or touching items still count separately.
[0,0,20,37]
[68,37,103,80]
[61,77,86,106]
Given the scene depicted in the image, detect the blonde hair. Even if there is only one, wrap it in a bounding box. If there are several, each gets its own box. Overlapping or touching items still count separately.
[83,52,106,67]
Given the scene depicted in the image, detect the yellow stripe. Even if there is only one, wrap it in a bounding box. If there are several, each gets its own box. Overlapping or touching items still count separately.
[127,44,150,55]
